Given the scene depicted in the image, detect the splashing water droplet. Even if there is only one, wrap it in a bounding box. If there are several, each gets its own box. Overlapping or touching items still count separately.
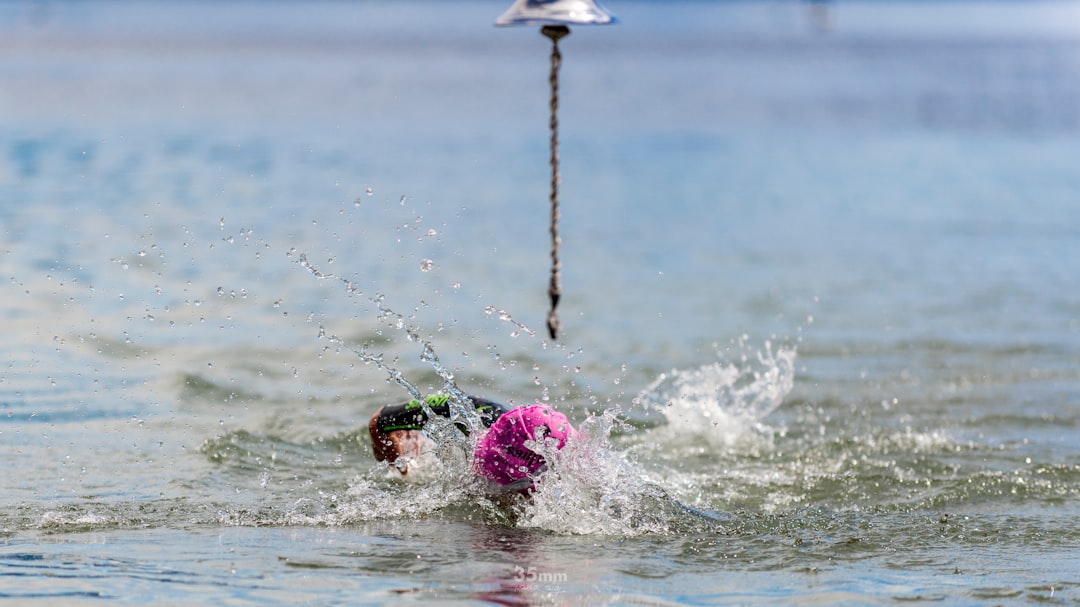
[634,341,796,450]
[420,259,434,272]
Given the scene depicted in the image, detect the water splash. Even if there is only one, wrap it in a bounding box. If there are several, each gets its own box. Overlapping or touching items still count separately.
[633,339,797,451]
[290,249,483,438]
[514,410,691,535]
[511,342,797,536]
[284,254,791,536]
[483,305,537,338]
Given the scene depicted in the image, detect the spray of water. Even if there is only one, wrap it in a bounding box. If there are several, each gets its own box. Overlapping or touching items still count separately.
[287,251,798,535]
[633,339,797,452]
[290,249,482,438]
[512,410,670,535]
[508,341,797,535]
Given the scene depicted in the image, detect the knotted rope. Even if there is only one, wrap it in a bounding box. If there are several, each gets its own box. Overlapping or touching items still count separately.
[541,25,569,340]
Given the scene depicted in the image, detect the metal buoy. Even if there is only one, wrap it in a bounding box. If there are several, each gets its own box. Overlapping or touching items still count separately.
[495,0,616,340]
[496,0,617,27]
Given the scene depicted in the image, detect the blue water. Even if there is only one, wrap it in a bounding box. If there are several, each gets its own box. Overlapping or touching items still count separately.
[3,0,1080,604]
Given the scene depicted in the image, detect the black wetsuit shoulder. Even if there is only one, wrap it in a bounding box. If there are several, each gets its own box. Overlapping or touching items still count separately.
[374,395,508,434]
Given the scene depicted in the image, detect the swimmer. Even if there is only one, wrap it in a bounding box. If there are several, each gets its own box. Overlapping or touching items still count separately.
[368,394,575,490]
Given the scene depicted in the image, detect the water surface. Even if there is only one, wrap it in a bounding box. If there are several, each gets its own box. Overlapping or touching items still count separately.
[2,0,1080,604]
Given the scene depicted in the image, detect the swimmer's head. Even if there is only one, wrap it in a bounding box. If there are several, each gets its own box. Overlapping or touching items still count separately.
[473,404,575,488]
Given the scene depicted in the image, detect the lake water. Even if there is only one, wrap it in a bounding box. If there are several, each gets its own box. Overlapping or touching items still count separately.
[3,0,1080,604]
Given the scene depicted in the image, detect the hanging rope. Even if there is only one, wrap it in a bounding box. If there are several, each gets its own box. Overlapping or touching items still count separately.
[541,25,569,340]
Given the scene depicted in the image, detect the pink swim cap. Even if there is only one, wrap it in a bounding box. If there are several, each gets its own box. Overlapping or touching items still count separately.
[473,404,575,487]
